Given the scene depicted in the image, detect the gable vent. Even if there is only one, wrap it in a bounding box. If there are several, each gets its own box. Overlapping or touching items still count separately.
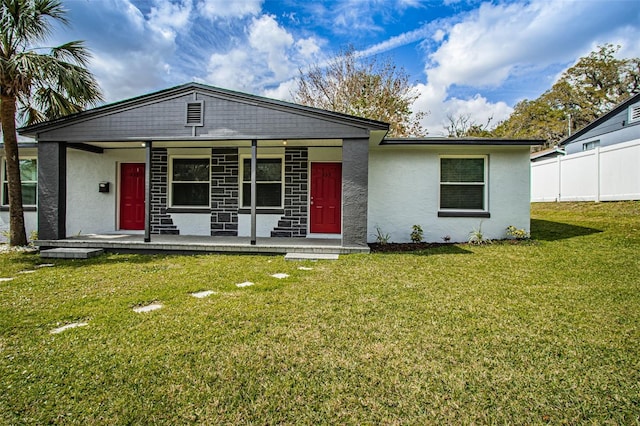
[185,101,204,126]
[629,103,640,124]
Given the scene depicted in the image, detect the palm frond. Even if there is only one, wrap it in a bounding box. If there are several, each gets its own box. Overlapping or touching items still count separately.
[0,0,67,50]
[50,40,92,66]
[17,101,45,125]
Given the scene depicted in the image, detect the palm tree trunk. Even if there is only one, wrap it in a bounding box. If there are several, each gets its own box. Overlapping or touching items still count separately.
[0,94,28,246]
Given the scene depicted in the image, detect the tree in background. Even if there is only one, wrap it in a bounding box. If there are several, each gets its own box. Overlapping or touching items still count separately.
[493,44,640,149]
[445,113,494,138]
[0,0,102,246]
[294,47,427,137]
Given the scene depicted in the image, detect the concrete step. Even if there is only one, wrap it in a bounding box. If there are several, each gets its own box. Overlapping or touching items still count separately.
[40,248,104,259]
[284,252,339,261]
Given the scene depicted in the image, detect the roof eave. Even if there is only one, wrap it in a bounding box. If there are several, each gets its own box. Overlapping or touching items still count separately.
[380,138,545,146]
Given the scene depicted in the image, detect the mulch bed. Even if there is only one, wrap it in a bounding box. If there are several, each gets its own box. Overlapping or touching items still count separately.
[368,242,451,253]
[369,239,532,252]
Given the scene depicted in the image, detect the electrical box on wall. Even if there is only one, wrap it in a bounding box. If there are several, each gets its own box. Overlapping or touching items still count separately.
[99,182,110,193]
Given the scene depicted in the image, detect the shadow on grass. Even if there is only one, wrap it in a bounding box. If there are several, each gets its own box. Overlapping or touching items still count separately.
[32,252,189,269]
[369,243,472,256]
[531,219,602,241]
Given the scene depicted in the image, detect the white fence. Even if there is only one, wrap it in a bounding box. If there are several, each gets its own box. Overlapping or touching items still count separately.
[531,139,640,202]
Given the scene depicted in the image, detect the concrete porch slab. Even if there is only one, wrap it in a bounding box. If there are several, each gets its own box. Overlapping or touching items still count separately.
[285,252,339,261]
[40,248,104,259]
[35,235,370,255]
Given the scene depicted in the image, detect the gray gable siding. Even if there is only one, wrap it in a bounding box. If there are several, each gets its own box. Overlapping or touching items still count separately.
[565,106,640,154]
[560,94,640,155]
[34,90,371,142]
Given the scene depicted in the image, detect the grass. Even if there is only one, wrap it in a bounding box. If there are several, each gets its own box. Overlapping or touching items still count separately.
[1,202,639,424]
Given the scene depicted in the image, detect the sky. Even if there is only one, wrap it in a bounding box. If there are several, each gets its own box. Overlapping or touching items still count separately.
[46,0,640,135]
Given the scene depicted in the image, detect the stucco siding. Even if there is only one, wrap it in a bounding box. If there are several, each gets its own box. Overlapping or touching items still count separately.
[308,147,341,162]
[368,146,531,243]
[66,149,144,236]
[342,139,369,247]
[238,214,281,237]
[0,210,37,242]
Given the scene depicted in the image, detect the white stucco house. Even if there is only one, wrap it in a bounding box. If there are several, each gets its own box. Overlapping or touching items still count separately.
[4,83,541,252]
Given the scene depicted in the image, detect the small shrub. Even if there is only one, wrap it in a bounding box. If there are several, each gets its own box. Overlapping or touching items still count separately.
[373,226,390,244]
[506,225,530,240]
[410,225,424,243]
[468,223,490,245]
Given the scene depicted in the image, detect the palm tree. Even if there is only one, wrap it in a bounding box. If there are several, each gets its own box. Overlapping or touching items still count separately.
[0,0,102,246]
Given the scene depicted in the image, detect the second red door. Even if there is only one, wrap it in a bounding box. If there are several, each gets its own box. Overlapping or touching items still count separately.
[310,163,342,234]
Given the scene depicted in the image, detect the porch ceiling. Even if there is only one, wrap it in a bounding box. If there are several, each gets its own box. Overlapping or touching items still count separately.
[71,138,345,150]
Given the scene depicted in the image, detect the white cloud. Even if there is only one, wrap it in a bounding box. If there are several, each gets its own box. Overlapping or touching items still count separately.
[248,15,294,80]
[413,85,513,136]
[413,0,640,135]
[414,84,513,136]
[296,37,322,59]
[197,0,262,19]
[426,0,640,91]
[204,49,254,92]
[51,0,187,102]
[263,79,298,102]
[148,0,193,41]
[203,14,324,93]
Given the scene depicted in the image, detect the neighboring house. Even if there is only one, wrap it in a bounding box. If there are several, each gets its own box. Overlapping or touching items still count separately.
[0,132,38,241]
[11,83,540,251]
[531,93,640,202]
[560,92,640,155]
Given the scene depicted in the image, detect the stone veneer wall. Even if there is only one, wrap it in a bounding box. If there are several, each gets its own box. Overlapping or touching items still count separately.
[211,148,239,236]
[150,148,179,235]
[271,147,308,237]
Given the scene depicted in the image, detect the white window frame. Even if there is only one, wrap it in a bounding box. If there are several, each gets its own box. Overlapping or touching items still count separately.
[438,155,488,213]
[239,154,285,209]
[582,140,600,151]
[168,155,211,208]
[2,157,37,207]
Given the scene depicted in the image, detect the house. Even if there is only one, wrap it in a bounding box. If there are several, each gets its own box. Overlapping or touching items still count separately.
[559,92,640,155]
[9,83,540,252]
[531,93,640,202]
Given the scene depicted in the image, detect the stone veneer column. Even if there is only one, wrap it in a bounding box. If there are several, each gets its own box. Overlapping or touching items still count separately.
[271,147,308,237]
[211,148,239,236]
[149,148,178,235]
[341,138,369,247]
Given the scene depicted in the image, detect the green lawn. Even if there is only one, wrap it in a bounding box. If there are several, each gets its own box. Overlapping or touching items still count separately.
[1,202,639,424]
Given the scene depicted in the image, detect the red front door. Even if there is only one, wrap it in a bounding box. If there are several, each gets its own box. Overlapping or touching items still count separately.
[310,163,342,234]
[120,163,145,230]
